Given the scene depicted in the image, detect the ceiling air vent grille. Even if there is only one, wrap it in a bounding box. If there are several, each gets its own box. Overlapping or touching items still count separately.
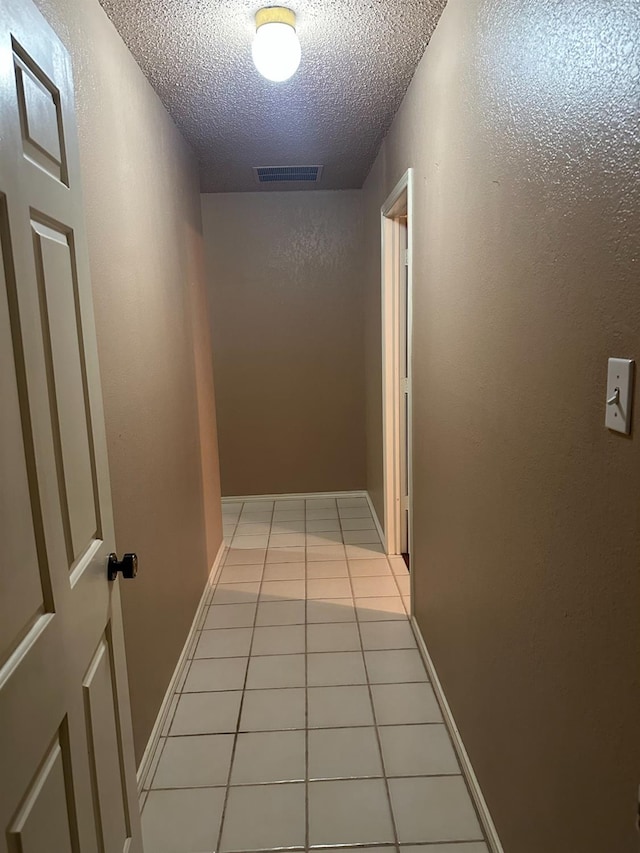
[253,165,324,184]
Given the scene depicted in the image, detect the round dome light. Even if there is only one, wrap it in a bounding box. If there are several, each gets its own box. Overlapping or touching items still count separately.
[252,7,301,83]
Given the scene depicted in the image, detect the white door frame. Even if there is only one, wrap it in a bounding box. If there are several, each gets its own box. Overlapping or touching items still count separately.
[381,168,414,570]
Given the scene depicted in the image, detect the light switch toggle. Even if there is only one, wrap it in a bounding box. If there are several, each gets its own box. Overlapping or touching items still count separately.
[606,388,620,407]
[605,358,634,435]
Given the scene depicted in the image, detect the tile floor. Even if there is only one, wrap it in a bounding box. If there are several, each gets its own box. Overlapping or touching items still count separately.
[140,495,488,853]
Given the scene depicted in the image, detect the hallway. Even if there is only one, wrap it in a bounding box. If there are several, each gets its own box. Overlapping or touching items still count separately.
[2,0,638,848]
[139,496,487,852]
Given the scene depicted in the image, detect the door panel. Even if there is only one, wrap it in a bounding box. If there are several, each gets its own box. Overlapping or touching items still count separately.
[83,633,131,853]
[0,1,142,851]
[32,219,99,563]
[13,47,67,183]
[7,732,78,853]
[17,60,62,162]
[0,213,50,667]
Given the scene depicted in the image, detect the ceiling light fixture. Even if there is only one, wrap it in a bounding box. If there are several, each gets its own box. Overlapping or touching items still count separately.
[252,6,301,83]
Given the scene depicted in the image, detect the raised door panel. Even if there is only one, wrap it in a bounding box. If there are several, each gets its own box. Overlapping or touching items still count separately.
[13,46,67,184]
[83,634,130,853]
[32,219,99,566]
[0,201,51,668]
[7,730,79,853]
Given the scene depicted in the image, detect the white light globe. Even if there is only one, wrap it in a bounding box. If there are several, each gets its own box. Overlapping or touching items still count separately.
[252,21,301,82]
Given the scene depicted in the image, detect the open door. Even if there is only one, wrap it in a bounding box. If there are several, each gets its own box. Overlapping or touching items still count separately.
[0,0,142,850]
[382,169,413,574]
[397,216,410,565]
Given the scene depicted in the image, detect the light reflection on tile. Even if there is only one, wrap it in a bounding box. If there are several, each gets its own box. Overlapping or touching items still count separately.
[141,496,485,853]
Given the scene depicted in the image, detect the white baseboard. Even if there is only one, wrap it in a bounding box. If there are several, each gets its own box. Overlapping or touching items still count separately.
[136,541,226,794]
[222,490,369,503]
[411,616,504,853]
[364,491,387,550]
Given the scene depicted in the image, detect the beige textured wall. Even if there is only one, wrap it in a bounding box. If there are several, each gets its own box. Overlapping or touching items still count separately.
[364,0,640,850]
[34,0,223,763]
[202,191,366,497]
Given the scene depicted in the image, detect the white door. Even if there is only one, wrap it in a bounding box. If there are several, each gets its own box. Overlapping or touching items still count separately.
[382,170,413,563]
[0,0,142,851]
[398,220,410,561]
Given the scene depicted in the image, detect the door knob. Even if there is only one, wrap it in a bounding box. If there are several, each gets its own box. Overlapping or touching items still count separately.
[108,552,138,581]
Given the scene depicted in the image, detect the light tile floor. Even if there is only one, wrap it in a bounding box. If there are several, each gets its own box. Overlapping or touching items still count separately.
[141,496,488,853]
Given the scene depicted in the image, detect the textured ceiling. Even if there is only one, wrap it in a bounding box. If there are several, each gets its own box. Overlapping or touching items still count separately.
[98,0,447,191]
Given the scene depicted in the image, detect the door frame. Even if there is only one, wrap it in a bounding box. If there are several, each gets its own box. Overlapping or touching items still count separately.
[381,168,414,575]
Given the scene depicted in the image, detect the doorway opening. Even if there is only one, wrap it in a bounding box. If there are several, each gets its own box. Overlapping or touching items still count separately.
[381,169,413,579]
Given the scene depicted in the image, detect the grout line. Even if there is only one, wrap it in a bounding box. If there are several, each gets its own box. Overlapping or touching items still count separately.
[197,845,404,853]
[202,841,480,853]
[341,505,401,853]
[149,767,463,794]
[161,720,447,737]
[207,593,404,609]
[161,720,446,737]
[177,675,427,695]
[223,490,368,504]
[214,499,273,853]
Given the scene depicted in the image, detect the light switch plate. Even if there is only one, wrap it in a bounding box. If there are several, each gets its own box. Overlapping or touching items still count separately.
[606,358,634,434]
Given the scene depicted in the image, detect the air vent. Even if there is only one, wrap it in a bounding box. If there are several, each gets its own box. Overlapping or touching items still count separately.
[253,165,324,184]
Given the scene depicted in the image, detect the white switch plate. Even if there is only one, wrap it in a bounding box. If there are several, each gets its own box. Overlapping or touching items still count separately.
[606,358,634,434]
